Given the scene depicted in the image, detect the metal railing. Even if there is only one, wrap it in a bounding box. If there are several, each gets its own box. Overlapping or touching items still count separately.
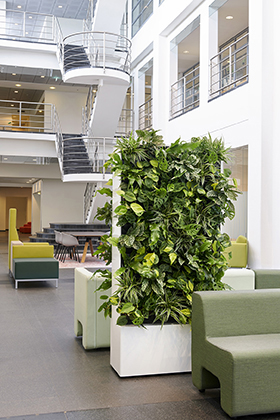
[61,31,131,76]
[139,97,153,130]
[0,100,55,132]
[84,181,98,222]
[170,68,199,119]
[82,86,98,134]
[85,137,116,175]
[0,8,63,43]
[116,108,134,137]
[210,32,249,98]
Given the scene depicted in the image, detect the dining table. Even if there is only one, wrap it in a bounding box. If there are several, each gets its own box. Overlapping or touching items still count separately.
[62,231,108,263]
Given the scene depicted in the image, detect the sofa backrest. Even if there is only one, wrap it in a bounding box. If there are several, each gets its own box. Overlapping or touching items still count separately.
[236,235,247,244]
[8,208,19,270]
[192,289,280,338]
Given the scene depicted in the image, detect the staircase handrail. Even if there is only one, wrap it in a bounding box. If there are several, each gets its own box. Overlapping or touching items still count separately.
[84,182,97,223]
[60,30,131,77]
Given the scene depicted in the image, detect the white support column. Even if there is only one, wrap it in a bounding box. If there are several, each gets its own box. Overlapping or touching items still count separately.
[153,34,169,134]
[248,0,280,268]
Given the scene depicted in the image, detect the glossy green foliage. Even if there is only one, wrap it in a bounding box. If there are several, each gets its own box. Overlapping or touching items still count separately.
[98,130,239,326]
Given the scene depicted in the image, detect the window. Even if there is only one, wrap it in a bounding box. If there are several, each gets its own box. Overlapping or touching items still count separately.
[132,0,153,37]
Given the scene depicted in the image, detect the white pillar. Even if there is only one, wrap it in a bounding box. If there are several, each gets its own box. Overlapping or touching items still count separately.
[248,0,280,268]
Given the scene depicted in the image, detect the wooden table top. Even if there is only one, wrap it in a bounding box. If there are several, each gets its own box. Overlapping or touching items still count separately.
[62,231,108,238]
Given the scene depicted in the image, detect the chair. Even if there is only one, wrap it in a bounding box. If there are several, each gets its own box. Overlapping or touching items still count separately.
[223,235,248,267]
[60,232,80,263]
[74,268,110,349]
[54,230,63,259]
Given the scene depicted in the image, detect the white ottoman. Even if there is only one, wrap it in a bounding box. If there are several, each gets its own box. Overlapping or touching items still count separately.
[222,268,255,290]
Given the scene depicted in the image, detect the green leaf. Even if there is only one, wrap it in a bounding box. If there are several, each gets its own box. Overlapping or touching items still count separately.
[169,253,177,264]
[114,205,127,215]
[106,179,113,186]
[97,187,112,197]
[150,160,158,167]
[124,191,136,202]
[117,315,128,326]
[108,237,119,247]
[120,302,135,313]
[114,267,126,277]
[197,188,206,195]
[164,246,173,253]
[100,295,108,300]
[131,203,145,216]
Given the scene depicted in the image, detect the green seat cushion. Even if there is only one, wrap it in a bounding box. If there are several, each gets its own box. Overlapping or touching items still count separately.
[13,258,59,280]
[254,269,280,289]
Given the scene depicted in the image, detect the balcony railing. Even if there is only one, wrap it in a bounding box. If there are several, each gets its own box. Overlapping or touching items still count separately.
[210,32,249,98]
[0,100,55,132]
[139,97,152,130]
[85,137,116,174]
[170,68,199,119]
[115,108,134,137]
[60,31,131,76]
[0,8,63,43]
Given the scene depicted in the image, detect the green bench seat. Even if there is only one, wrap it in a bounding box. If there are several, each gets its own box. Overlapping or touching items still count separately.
[192,289,280,417]
[13,258,59,289]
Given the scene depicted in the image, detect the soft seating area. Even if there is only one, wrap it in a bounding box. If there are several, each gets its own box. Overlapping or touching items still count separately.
[192,289,280,418]
[223,235,248,268]
[74,267,110,349]
[19,221,31,234]
[9,208,58,289]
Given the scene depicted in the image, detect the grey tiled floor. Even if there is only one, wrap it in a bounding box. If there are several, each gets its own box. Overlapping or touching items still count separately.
[1,232,280,420]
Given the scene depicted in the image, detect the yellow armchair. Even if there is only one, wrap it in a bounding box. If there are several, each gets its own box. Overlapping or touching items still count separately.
[223,235,248,268]
[8,208,54,271]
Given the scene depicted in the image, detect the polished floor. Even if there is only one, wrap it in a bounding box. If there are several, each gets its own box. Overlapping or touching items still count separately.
[1,232,280,420]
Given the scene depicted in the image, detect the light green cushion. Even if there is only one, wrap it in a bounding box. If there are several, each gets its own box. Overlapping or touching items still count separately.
[74,268,110,349]
[192,289,280,417]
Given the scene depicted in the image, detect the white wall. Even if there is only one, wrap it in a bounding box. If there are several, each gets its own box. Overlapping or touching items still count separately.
[129,0,280,269]
[57,18,83,39]
[40,179,86,228]
[0,187,31,230]
[45,90,87,134]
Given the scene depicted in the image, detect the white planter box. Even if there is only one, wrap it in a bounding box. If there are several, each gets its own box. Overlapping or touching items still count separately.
[110,322,191,377]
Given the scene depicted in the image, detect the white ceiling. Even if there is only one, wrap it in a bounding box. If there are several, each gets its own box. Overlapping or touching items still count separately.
[5,0,90,20]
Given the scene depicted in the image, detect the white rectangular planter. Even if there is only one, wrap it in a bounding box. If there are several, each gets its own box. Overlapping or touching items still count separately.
[110,322,191,377]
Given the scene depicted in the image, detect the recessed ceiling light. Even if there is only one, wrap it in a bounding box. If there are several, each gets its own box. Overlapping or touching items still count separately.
[17,5,22,8]
[15,23,18,26]
[40,75,45,78]
[11,104,14,107]
[3,157,7,160]
[15,83,21,87]
[28,16,32,19]
[183,50,189,54]
[33,159,37,161]
[12,73,16,76]
[58,5,63,8]
[226,15,233,19]
[25,32,28,34]
[14,90,18,93]
[50,86,56,89]
[39,110,43,113]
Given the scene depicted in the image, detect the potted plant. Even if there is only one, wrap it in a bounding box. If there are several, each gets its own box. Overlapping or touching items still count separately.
[94,130,239,376]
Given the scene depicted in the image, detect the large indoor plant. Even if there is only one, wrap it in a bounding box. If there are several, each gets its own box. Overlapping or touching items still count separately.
[95,129,239,328]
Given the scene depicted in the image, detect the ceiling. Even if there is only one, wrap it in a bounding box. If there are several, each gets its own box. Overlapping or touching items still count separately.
[5,0,90,20]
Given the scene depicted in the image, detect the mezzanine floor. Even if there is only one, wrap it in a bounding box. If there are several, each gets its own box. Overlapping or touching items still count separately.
[0,231,279,420]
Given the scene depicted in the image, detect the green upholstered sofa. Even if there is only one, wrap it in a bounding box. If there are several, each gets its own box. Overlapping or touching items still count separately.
[254,269,280,289]
[223,235,248,268]
[9,208,58,289]
[74,268,110,349]
[192,289,280,418]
